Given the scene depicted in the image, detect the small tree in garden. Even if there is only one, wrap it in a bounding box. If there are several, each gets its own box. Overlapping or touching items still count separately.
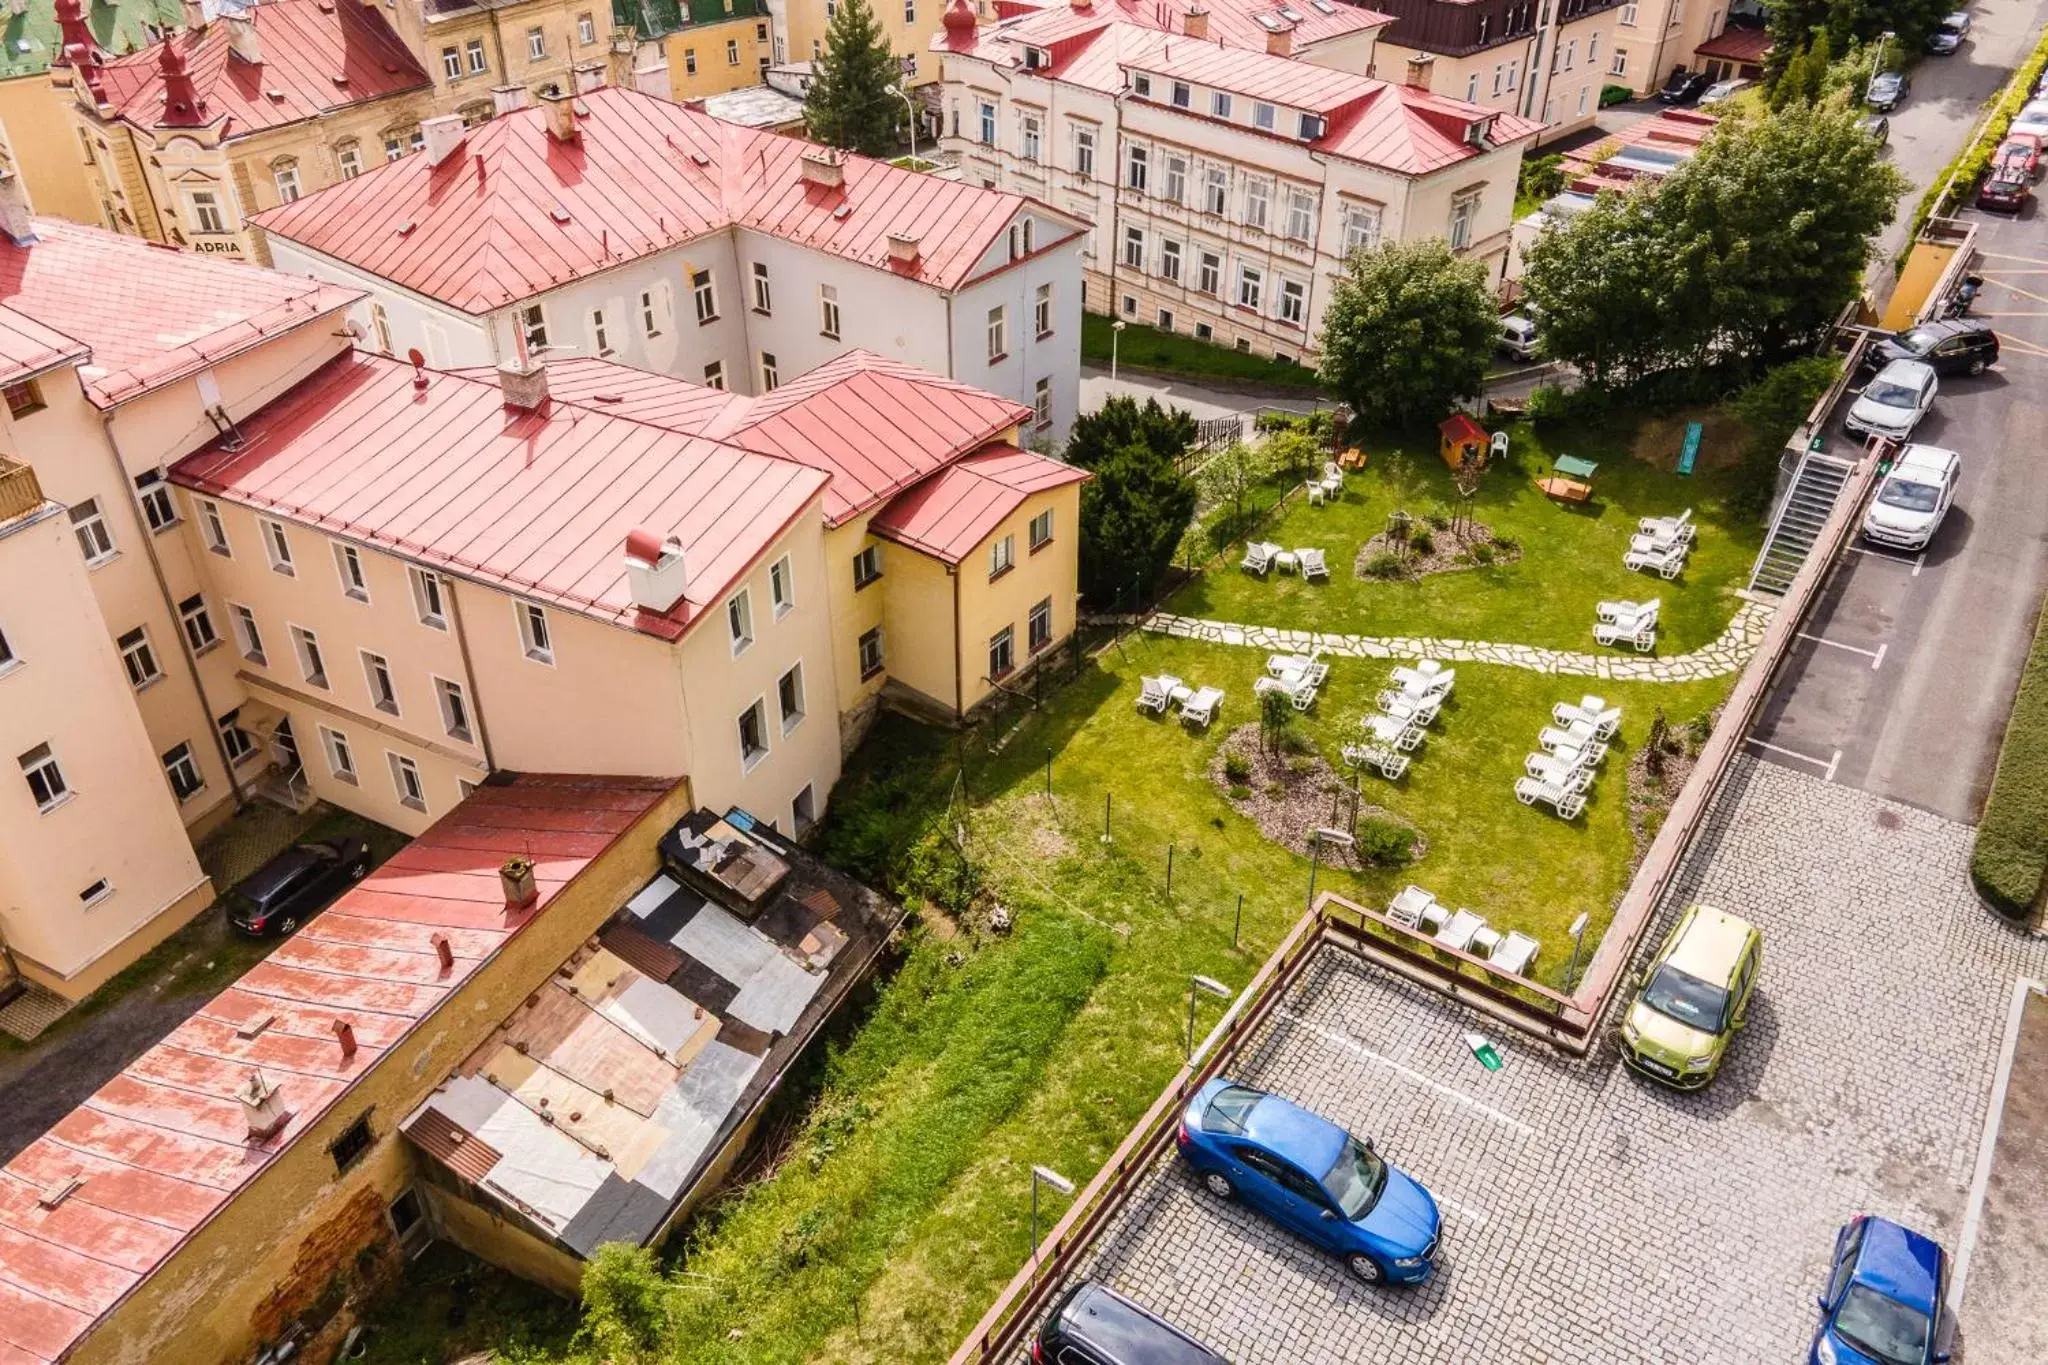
[1201,439,1276,544]
[1317,238,1496,430]
[1258,687,1292,754]
[1068,396,1198,606]
[804,0,904,156]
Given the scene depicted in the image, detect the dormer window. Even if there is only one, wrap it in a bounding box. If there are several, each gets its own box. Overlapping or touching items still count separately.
[1212,91,1232,118]
[1171,81,1190,108]
[1253,102,1276,131]
[1298,111,1324,140]
[1465,118,1489,146]
[1132,72,1152,96]
[1023,45,1049,68]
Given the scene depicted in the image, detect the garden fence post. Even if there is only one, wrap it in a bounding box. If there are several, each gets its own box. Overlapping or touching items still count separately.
[1233,892,1244,948]
[1102,792,1112,843]
[1045,747,1053,800]
[1166,842,1175,894]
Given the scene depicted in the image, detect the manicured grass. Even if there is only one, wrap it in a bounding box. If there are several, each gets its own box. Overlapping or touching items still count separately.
[1169,415,1763,656]
[1081,314,1327,390]
[1973,597,2048,916]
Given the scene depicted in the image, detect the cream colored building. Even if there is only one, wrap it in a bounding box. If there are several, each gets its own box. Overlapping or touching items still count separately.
[936,5,1539,360]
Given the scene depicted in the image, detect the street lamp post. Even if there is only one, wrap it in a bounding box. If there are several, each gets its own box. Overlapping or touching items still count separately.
[1185,973,1233,1059]
[885,82,917,167]
[1029,1164,1075,1285]
[1304,827,1355,912]
[1564,912,1590,991]
[1110,319,1127,385]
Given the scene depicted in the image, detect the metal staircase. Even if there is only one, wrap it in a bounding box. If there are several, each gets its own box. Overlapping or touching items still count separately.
[1746,450,1857,596]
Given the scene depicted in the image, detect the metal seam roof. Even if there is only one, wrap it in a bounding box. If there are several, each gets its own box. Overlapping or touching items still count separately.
[868,445,1090,563]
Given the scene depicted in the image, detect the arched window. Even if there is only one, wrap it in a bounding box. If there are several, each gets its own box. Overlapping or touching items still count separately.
[334,138,363,179]
[270,155,302,203]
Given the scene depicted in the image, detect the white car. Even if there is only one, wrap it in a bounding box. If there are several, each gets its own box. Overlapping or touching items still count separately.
[2011,100,2048,141]
[1699,79,1750,105]
[1845,359,1938,441]
[1862,444,1961,549]
[1499,314,1540,360]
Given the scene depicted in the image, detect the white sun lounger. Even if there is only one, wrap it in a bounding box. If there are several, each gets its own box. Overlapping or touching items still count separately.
[1268,653,1330,687]
[1515,776,1586,819]
[1597,598,1660,626]
[1390,665,1455,698]
[1180,685,1224,728]
[1538,725,1609,765]
[1553,698,1622,737]
[1342,741,1410,780]
[1489,931,1540,976]
[1376,691,1440,727]
[1638,508,1695,543]
[1387,884,1438,928]
[1363,713,1425,751]
[1435,908,1486,952]
[1624,542,1687,579]
[1298,547,1329,580]
[1254,675,1317,711]
[1594,619,1657,653]
[1136,675,1175,714]
[1525,751,1595,792]
[1241,541,1282,574]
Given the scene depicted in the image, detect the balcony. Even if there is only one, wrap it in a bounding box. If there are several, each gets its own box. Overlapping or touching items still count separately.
[0,457,41,524]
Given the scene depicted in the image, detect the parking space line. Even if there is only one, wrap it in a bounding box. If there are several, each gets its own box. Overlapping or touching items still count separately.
[1744,736,1841,781]
[1952,977,2044,1308]
[1279,1010,1537,1138]
[1846,544,1924,575]
[1796,631,1887,670]
[1995,336,2048,360]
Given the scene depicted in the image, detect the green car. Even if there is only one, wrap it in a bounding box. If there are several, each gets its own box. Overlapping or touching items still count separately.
[1619,904,1761,1089]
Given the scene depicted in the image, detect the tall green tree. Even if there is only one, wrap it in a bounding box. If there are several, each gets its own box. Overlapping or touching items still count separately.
[1316,238,1495,430]
[1067,396,1198,606]
[1520,186,1692,386]
[804,0,903,157]
[1770,47,1811,108]
[1802,30,1832,101]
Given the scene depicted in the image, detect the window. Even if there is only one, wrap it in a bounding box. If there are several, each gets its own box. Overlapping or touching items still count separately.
[1029,596,1053,652]
[727,589,754,655]
[990,534,1014,578]
[1195,321,1213,340]
[692,269,717,323]
[819,284,840,339]
[517,601,553,664]
[118,627,161,689]
[436,677,472,742]
[737,698,768,768]
[777,663,805,733]
[527,26,546,59]
[988,625,1014,680]
[1035,281,1053,337]
[1588,32,1600,62]
[1669,0,1682,25]
[858,626,884,679]
[1449,192,1478,251]
[1123,226,1145,268]
[79,879,112,908]
[1033,376,1052,428]
[704,359,726,389]
[442,45,462,79]
[191,502,231,559]
[987,305,1007,362]
[1298,111,1322,140]
[904,0,915,20]
[1073,124,1095,175]
[751,262,772,314]
[258,518,294,575]
[0,623,14,675]
[1620,2,1636,21]
[1579,83,1591,116]
[1563,38,1576,68]
[792,783,816,835]
[20,744,66,811]
[179,594,218,652]
[1279,278,1306,326]
[518,304,548,355]
[1122,294,1137,316]
[219,710,255,765]
[1342,202,1382,254]
[1163,152,1187,204]
[726,38,739,64]
[1237,265,1263,311]
[1466,73,1479,102]
[685,47,697,75]
[163,742,204,802]
[370,303,392,353]
[127,470,178,533]
[759,351,778,390]
[410,566,448,629]
[390,753,427,811]
[1171,80,1190,108]
[1198,250,1221,295]
[1125,144,1148,191]
[69,499,115,565]
[1611,46,1628,75]
[1029,507,1053,550]
[1506,60,1520,92]
[1285,189,1315,242]
[1211,91,1232,118]
[1243,177,1270,230]
[4,377,43,418]
[362,651,400,715]
[1198,167,1226,219]
[770,555,794,616]
[230,603,265,664]
[1253,101,1276,131]
[1020,113,1041,162]
[189,190,226,234]
[321,726,357,783]
[979,101,996,145]
[853,543,882,589]
[466,37,487,72]
[578,11,596,42]
[1492,63,1504,96]
[292,625,328,688]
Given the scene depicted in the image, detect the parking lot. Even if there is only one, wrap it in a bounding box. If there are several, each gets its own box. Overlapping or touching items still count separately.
[1035,758,2048,1362]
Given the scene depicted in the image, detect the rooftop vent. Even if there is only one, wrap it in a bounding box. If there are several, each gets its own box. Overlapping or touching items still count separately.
[887,230,921,262]
[226,13,261,64]
[331,73,349,86]
[265,88,285,101]
[799,145,845,188]
[832,203,852,219]
[689,150,711,167]
[625,529,689,612]
[549,204,572,225]
[395,220,416,236]
[36,1176,83,1211]
[236,1069,292,1144]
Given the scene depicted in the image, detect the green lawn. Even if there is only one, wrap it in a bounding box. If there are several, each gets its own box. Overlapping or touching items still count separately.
[1170,415,1763,656]
[1081,314,1328,390]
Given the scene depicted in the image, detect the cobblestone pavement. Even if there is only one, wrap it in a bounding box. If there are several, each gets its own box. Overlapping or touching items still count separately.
[1101,602,1774,684]
[1043,757,2047,1363]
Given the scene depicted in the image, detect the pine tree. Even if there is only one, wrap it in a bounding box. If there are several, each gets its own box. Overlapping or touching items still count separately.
[804,0,904,157]
[1770,48,1809,109]
[1802,30,1831,102]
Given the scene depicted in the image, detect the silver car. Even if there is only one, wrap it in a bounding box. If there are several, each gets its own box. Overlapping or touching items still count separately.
[1862,444,1961,549]
[1845,359,1938,441]
[1499,314,1540,360]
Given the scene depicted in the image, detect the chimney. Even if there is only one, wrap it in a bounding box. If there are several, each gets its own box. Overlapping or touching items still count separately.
[573,60,606,93]
[798,145,844,188]
[180,0,204,30]
[235,1069,292,1144]
[0,170,35,246]
[158,40,208,125]
[331,1017,358,1062]
[1182,3,1207,38]
[499,358,549,411]
[887,230,921,263]
[624,529,690,612]
[431,930,456,972]
[539,87,579,141]
[422,113,465,166]
[492,83,529,115]
[53,0,96,62]
[1403,51,1434,89]
[1265,20,1292,56]
[226,13,260,64]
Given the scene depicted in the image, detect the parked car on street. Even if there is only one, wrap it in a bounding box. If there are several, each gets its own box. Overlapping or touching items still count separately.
[225,836,373,937]
[1810,1215,1953,1365]
[1857,113,1891,146]
[1032,1283,1230,1365]
[1619,904,1761,1089]
[1996,131,2043,180]
[1862,445,1961,551]
[1977,144,2034,211]
[1499,313,1541,360]
[1699,78,1751,104]
[2008,99,2048,143]
[1865,320,1999,377]
[1657,68,1712,103]
[1927,11,1970,52]
[1866,70,1909,110]
[1177,1078,1442,1285]
[1845,359,1938,441]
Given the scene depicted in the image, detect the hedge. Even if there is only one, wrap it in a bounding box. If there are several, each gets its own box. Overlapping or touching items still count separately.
[1972,597,2048,916]
[1907,25,2048,242]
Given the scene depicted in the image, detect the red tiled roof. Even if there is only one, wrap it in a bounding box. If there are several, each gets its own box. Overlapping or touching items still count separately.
[253,87,1075,313]
[0,304,88,388]
[869,445,1088,562]
[0,219,360,407]
[0,774,676,1365]
[170,352,829,642]
[92,1,431,139]
[1694,25,1771,63]
[991,0,1392,54]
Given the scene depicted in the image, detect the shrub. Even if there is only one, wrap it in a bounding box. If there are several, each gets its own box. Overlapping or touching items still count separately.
[1422,504,1452,530]
[1472,543,1496,565]
[1518,152,1565,206]
[1228,783,1252,800]
[1973,601,2048,916]
[1223,751,1252,783]
[1353,817,1417,866]
[1524,382,1610,426]
[1363,552,1407,579]
[1410,530,1436,556]
[579,1244,671,1363]
[1285,753,1317,775]
[1724,355,1842,515]
[1278,728,1313,756]
[1491,533,1520,555]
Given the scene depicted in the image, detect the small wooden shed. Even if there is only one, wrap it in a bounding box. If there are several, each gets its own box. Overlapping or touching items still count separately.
[1438,413,1488,473]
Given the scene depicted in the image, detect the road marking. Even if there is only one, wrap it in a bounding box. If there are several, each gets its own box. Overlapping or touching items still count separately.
[1982,277,2048,309]
[1846,543,1925,575]
[1978,250,2048,265]
[1744,737,1841,781]
[1952,977,2044,1309]
[1996,335,2048,360]
[1280,1010,1537,1138]
[1433,1194,1490,1230]
[1796,631,1887,669]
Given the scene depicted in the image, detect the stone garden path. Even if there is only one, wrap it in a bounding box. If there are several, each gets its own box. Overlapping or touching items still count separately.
[1099,600,1775,683]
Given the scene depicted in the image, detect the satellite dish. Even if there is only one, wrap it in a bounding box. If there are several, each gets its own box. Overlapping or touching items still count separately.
[406,348,426,368]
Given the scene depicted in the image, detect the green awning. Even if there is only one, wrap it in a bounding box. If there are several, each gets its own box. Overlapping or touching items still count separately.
[1552,455,1600,480]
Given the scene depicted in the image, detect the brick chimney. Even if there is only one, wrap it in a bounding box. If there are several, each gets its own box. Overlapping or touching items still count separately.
[573,60,606,93]
[799,145,845,188]
[1403,51,1434,89]
[1265,20,1293,56]
[492,83,529,115]
[157,40,208,126]
[887,230,921,263]
[422,113,465,166]
[226,13,261,64]
[52,0,95,62]
[499,360,550,411]
[0,170,35,247]
[1182,3,1208,38]
[539,87,579,141]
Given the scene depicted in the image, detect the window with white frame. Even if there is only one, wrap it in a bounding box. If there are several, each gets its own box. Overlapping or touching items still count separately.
[1131,73,1151,96]
[218,709,255,765]
[1588,32,1600,62]
[751,261,772,313]
[198,498,230,555]
[518,303,547,355]
[777,662,805,733]
[1578,83,1591,115]
[858,625,883,679]
[727,589,753,655]
[362,650,400,714]
[517,601,553,663]
[578,11,596,43]
[1211,90,1232,118]
[770,555,794,617]
[179,593,217,652]
[990,534,1014,578]
[1202,165,1227,215]
[1492,63,1505,95]
[322,725,357,783]
[725,38,739,63]
[1197,250,1220,295]
[261,518,294,574]
[819,284,840,340]
[987,305,1007,362]
[1449,192,1479,251]
[338,141,363,179]
[79,878,112,907]
[1029,595,1053,653]
[1125,144,1148,191]
[390,752,427,811]
[466,37,487,71]
[118,626,161,689]
[1163,152,1187,205]
[1160,237,1182,282]
[163,742,204,802]
[737,697,768,768]
[442,45,462,78]
[526,25,546,58]
[1020,113,1041,162]
[590,307,613,356]
[988,624,1014,680]
[331,544,370,604]
[436,677,473,741]
[1243,177,1270,230]
[1253,101,1276,130]
[410,566,448,629]
[134,470,178,532]
[684,46,697,74]
[904,0,915,20]
[1669,0,1682,24]
[1620,1,1636,21]
[0,622,14,675]
[1073,124,1095,175]
[1611,45,1628,74]
[69,499,115,565]
[1171,80,1190,108]
[1030,507,1054,550]
[1237,265,1263,311]
[979,101,996,145]
[291,625,328,688]
[20,743,66,811]
[1285,189,1315,242]
[188,189,227,234]
[1467,73,1480,101]
[1034,282,1053,337]
[1123,225,1144,268]
[704,360,725,390]
[1507,59,1520,91]
[230,602,264,664]
[1279,278,1306,326]
[692,269,717,323]
[1563,37,1576,68]
[1343,202,1382,254]
[370,303,392,353]
[759,351,778,390]
[854,543,882,589]
[1033,376,1051,428]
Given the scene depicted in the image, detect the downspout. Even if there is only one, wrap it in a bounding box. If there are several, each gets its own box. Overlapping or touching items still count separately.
[951,564,964,718]
[442,577,499,773]
[1105,86,1132,320]
[98,408,245,807]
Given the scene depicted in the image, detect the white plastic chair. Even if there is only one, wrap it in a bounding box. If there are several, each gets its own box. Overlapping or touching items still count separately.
[1514,776,1586,819]
[1298,548,1329,580]
[1363,713,1425,751]
[1387,884,1437,928]
[1136,676,1173,715]
[1241,541,1279,574]
[1490,931,1540,976]
[1180,686,1224,728]
[1436,909,1486,952]
[1489,430,1509,461]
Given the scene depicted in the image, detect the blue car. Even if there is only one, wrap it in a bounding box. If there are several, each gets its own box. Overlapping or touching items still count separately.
[1174,1077,1441,1285]
[1811,1215,1952,1365]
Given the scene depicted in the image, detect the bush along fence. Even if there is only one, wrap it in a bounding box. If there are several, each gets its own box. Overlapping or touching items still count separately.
[1972,596,2048,917]
[1910,22,2048,238]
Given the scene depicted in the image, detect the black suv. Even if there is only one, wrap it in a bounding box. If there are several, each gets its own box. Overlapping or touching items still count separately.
[226,837,372,937]
[1657,69,1711,104]
[1033,1283,1229,1365]
[1865,320,2000,377]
